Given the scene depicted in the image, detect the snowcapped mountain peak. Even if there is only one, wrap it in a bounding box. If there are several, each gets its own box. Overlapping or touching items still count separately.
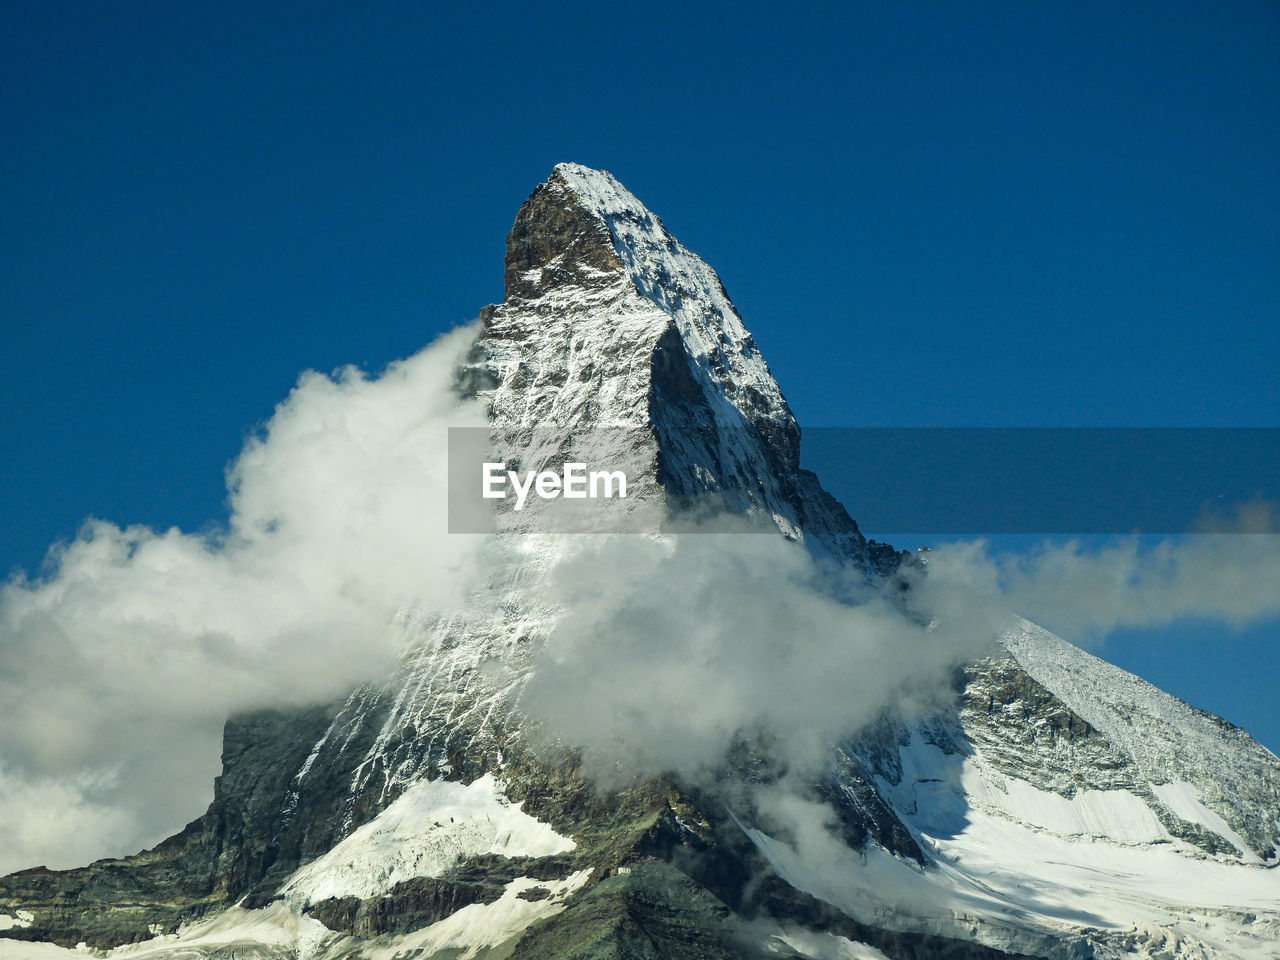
[549,161,657,223]
[476,164,897,561]
[497,162,780,412]
[498,162,780,410]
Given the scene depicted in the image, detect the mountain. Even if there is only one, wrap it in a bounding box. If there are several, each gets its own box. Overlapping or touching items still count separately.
[2,164,1277,960]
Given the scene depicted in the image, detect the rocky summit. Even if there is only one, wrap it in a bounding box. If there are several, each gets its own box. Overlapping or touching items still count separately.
[2,164,1278,960]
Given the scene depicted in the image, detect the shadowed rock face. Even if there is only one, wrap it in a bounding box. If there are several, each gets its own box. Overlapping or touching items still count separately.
[503,168,625,302]
[0,706,336,948]
[4,165,1278,960]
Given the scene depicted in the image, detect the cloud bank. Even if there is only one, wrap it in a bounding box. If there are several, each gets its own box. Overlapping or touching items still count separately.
[0,324,486,874]
[520,530,1000,785]
[519,520,1280,788]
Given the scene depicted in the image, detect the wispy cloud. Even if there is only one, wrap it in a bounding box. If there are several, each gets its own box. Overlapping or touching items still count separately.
[922,527,1280,641]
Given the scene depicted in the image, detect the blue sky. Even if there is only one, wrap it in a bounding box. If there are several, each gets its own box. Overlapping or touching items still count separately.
[3,1,1278,748]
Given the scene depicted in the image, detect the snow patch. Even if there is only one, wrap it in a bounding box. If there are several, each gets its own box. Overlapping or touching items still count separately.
[881,730,1171,846]
[1151,780,1258,861]
[0,910,34,934]
[357,869,592,960]
[28,902,338,959]
[964,767,1169,844]
[774,727,1280,959]
[0,944,78,959]
[281,773,574,903]
[0,909,34,931]
[757,923,892,959]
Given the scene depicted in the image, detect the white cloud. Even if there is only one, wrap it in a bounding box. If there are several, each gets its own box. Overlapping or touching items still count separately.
[518,515,1280,789]
[519,528,998,786]
[921,530,1280,642]
[0,324,487,874]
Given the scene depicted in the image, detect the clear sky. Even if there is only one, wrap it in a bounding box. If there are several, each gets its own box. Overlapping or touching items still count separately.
[3,2,1278,748]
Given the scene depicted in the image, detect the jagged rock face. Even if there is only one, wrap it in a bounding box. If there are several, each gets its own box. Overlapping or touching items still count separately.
[472,164,900,568]
[4,164,1280,960]
[502,173,625,301]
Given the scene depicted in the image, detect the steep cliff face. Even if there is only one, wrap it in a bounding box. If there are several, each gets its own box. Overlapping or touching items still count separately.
[3,165,1278,960]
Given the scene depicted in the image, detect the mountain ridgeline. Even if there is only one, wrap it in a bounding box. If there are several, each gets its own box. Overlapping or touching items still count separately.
[2,165,1278,960]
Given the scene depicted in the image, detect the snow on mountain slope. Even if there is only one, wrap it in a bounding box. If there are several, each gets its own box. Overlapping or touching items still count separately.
[827,617,1280,958]
[0,904,329,960]
[1003,616,1280,861]
[0,868,594,960]
[755,923,894,960]
[280,773,574,903]
[348,869,592,960]
[549,162,793,452]
[750,783,1280,959]
[478,163,892,562]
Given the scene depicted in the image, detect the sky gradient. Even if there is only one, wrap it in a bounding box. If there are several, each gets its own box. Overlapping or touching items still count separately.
[4,1,1278,748]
